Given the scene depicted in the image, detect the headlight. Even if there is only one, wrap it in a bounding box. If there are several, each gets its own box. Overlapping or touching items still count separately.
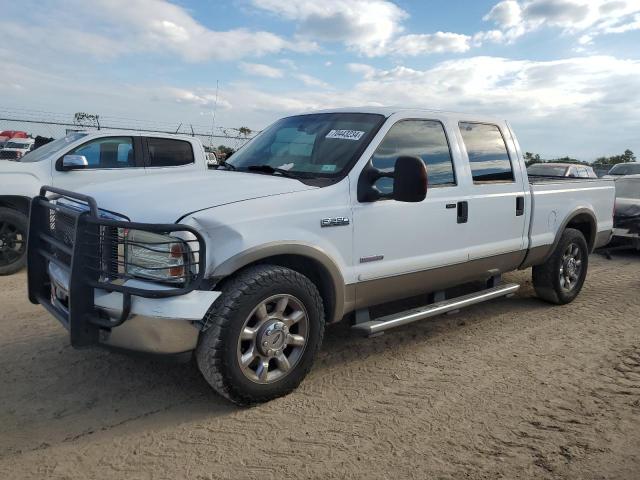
[124,229,192,284]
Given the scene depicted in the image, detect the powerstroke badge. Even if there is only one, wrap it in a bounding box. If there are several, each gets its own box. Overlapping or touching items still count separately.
[325,130,365,141]
[321,217,350,228]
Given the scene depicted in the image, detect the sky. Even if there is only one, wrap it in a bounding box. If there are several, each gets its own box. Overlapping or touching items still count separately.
[1,0,640,160]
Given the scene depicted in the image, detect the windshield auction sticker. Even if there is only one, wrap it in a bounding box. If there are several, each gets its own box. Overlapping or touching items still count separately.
[326,130,365,141]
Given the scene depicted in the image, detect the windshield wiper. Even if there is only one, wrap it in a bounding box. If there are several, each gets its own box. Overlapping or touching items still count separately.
[245,165,314,179]
[215,161,236,171]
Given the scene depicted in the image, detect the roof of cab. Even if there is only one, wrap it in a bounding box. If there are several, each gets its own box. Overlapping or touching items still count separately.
[73,130,197,142]
[306,106,506,124]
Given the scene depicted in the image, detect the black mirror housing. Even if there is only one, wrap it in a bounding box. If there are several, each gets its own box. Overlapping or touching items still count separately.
[393,156,428,202]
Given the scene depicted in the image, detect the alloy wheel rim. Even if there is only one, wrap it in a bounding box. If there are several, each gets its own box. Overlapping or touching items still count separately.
[0,220,25,267]
[236,294,309,384]
[559,242,583,292]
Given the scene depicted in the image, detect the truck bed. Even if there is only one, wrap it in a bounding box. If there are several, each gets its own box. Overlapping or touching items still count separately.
[526,177,615,256]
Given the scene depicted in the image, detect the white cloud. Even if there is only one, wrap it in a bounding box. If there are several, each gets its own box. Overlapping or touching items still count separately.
[251,0,407,56]
[240,63,284,78]
[164,88,233,110]
[1,0,316,63]
[347,63,377,79]
[389,32,472,56]
[294,73,330,88]
[484,1,523,27]
[483,0,640,44]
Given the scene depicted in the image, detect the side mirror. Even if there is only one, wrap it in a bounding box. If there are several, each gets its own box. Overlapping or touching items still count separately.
[393,156,428,202]
[357,156,427,203]
[60,154,88,171]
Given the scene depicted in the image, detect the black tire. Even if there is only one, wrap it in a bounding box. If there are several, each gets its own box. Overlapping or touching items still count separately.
[196,264,325,405]
[0,208,28,276]
[532,228,589,305]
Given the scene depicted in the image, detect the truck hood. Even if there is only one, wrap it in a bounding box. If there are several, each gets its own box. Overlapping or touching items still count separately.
[74,170,317,223]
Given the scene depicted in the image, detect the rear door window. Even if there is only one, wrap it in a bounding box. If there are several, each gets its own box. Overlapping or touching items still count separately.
[459,123,514,183]
[146,138,195,167]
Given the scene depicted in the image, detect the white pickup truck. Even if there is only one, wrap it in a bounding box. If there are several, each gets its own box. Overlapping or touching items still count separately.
[0,131,207,274]
[27,108,614,405]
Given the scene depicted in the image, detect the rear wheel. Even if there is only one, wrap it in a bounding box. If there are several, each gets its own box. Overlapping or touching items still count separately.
[532,228,589,305]
[196,264,325,405]
[0,208,28,276]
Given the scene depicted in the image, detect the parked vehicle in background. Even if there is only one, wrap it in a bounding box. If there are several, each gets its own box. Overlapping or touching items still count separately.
[206,150,218,167]
[527,162,597,178]
[605,162,640,177]
[27,107,615,405]
[0,130,208,275]
[0,138,35,160]
[0,131,28,143]
[612,175,640,249]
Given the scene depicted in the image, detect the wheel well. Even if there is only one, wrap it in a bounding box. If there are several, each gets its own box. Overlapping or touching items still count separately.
[0,196,31,215]
[566,213,596,251]
[225,254,337,324]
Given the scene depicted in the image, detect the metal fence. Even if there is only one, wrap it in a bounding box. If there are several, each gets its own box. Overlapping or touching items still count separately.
[0,108,258,151]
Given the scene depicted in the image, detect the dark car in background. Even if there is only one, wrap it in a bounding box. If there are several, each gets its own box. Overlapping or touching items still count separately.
[606,163,640,177]
[612,175,640,250]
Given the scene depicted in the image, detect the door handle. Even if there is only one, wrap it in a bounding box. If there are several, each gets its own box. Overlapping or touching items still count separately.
[457,201,468,224]
[516,196,525,216]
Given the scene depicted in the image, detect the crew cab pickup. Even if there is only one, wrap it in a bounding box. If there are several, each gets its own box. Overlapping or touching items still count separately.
[27,108,615,405]
[0,131,207,275]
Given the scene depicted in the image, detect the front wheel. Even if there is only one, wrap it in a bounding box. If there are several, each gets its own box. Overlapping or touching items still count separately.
[0,208,28,276]
[196,264,325,405]
[532,228,589,305]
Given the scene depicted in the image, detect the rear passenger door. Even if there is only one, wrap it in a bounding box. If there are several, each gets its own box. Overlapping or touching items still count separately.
[144,137,196,173]
[457,122,528,261]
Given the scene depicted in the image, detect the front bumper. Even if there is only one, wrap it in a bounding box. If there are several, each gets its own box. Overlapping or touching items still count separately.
[28,186,218,354]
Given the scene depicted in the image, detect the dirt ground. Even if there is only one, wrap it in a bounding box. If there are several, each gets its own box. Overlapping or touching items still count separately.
[1,254,639,480]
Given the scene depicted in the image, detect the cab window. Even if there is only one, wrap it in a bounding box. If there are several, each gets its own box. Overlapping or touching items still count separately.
[459,123,514,183]
[371,120,455,195]
[69,137,135,169]
[147,138,195,167]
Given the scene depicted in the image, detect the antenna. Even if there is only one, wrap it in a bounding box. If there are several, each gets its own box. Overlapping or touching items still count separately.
[209,80,219,150]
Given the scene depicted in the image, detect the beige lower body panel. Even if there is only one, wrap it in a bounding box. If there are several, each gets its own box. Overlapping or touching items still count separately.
[351,250,526,311]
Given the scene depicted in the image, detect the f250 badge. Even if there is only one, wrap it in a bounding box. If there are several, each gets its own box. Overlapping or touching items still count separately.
[320,217,350,228]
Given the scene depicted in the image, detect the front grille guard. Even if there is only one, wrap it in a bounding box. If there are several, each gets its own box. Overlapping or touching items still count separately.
[27,186,207,347]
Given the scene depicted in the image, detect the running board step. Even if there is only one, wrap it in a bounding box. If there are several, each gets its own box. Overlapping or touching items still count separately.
[352,283,520,336]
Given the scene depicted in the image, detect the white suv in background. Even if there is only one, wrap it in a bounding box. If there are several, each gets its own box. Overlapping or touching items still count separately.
[0,131,208,275]
[0,138,35,161]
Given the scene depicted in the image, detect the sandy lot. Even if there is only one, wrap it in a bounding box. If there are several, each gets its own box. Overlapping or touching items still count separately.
[1,254,639,479]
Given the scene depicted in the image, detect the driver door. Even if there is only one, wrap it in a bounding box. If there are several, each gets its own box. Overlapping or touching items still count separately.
[351,118,469,305]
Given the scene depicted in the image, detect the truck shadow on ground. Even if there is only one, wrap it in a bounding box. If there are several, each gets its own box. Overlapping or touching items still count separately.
[2,278,556,457]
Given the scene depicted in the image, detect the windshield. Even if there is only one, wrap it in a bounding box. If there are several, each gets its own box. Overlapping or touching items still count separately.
[18,132,87,162]
[527,164,568,176]
[609,163,640,175]
[4,141,31,149]
[226,113,384,178]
